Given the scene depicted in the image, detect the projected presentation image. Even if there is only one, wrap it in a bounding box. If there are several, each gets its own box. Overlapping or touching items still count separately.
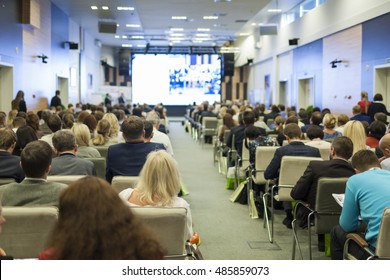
[132,54,221,105]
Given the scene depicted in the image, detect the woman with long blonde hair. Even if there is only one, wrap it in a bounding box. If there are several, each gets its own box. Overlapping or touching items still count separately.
[119,150,193,239]
[92,119,111,146]
[343,120,368,155]
[357,91,371,115]
[102,113,120,140]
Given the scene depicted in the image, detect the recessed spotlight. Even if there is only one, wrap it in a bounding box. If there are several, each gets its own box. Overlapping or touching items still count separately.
[172,16,187,20]
[137,44,146,47]
[114,35,120,39]
[102,6,109,10]
[91,6,98,10]
[196,34,210,37]
[171,40,182,43]
[170,28,184,31]
[267,9,282,13]
[251,23,257,26]
[126,24,141,28]
[122,35,127,39]
[122,44,132,47]
[203,16,219,20]
[116,24,120,27]
[197,28,210,31]
[170,33,185,37]
[214,0,232,2]
[117,7,134,11]
[239,33,250,36]
[131,35,144,39]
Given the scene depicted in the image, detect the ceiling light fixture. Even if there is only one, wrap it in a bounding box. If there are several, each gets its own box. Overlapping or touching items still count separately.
[126,24,140,28]
[170,33,185,37]
[122,35,127,39]
[102,6,109,10]
[172,16,187,20]
[114,35,120,39]
[196,34,210,37]
[197,28,210,31]
[131,36,144,39]
[117,7,134,11]
[170,28,184,31]
[203,16,219,20]
[122,44,132,47]
[91,6,98,10]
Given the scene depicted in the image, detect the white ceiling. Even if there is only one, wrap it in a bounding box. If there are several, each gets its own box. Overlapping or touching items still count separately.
[50,0,304,49]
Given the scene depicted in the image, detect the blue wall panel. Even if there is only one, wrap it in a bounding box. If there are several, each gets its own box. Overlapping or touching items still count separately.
[362,12,390,97]
[293,39,323,108]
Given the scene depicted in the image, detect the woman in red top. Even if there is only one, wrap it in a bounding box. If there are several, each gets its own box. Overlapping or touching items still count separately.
[357,91,371,115]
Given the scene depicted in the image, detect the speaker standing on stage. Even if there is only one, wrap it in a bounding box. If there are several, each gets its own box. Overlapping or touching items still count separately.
[50,90,62,108]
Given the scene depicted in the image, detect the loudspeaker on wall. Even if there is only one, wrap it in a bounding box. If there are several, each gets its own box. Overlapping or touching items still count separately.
[289,38,299,46]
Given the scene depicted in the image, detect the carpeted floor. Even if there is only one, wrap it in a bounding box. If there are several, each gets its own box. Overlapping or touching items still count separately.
[169,120,329,260]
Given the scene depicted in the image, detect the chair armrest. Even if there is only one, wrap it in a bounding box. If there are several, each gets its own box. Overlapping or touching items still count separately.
[346,233,369,248]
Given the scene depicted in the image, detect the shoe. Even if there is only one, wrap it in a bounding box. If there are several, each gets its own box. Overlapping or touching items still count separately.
[282,217,293,229]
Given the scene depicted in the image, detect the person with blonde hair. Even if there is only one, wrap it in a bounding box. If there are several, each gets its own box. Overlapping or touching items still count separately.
[119,150,193,239]
[102,113,120,141]
[322,113,342,140]
[92,119,112,146]
[71,123,100,158]
[6,110,18,128]
[343,120,368,155]
[357,91,371,115]
[39,176,164,260]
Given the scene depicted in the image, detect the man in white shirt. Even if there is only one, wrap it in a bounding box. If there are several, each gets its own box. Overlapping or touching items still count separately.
[146,111,174,156]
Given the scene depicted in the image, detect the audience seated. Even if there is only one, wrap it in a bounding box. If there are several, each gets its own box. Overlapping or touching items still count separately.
[26,112,44,139]
[92,119,113,146]
[119,150,193,240]
[343,120,369,156]
[335,114,349,135]
[218,113,236,142]
[39,110,53,135]
[50,130,96,176]
[379,134,390,170]
[105,116,165,183]
[0,141,67,206]
[300,111,323,133]
[330,150,390,259]
[11,116,26,134]
[0,128,24,182]
[350,105,371,123]
[365,121,386,148]
[40,114,62,148]
[367,93,390,122]
[102,113,120,143]
[291,137,355,249]
[39,176,164,260]
[305,125,331,149]
[12,125,38,156]
[264,123,321,228]
[322,113,342,140]
[264,105,280,124]
[146,111,174,156]
[71,123,100,158]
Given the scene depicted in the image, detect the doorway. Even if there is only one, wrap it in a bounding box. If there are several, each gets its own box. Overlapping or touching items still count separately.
[264,74,272,108]
[0,63,14,113]
[374,64,390,110]
[298,77,314,110]
[279,81,288,106]
[57,76,69,107]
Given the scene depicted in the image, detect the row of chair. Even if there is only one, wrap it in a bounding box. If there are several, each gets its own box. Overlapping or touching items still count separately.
[0,174,200,259]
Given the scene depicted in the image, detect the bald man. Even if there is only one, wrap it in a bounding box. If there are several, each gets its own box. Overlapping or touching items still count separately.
[379,134,390,170]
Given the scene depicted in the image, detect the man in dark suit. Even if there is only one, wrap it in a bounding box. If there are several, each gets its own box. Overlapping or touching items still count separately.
[350,105,371,123]
[50,90,62,108]
[226,110,266,162]
[300,111,323,133]
[105,116,165,183]
[50,130,96,176]
[291,136,355,226]
[0,128,24,182]
[264,123,321,228]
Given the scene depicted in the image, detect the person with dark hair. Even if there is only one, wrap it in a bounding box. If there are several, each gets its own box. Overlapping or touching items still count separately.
[40,114,62,148]
[11,117,26,133]
[11,90,27,113]
[62,112,75,130]
[301,111,323,133]
[38,176,164,260]
[305,125,331,149]
[335,114,349,135]
[146,111,173,155]
[330,150,390,260]
[105,116,165,183]
[291,136,355,243]
[26,112,44,139]
[83,114,97,137]
[276,116,298,147]
[12,125,38,156]
[104,93,112,109]
[143,121,154,142]
[50,90,62,108]
[366,120,386,148]
[265,123,321,228]
[39,110,53,135]
[50,130,96,176]
[219,113,236,142]
[227,110,265,160]
[0,128,24,182]
[374,112,388,124]
[0,141,67,206]
[367,93,390,122]
[264,105,280,124]
[0,112,6,128]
